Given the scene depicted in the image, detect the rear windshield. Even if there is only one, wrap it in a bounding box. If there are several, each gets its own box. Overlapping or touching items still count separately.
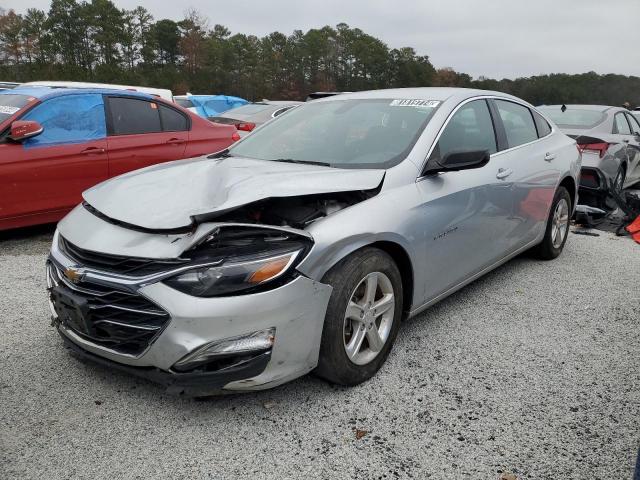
[538,107,606,129]
[175,98,194,108]
[0,94,32,122]
[229,98,440,169]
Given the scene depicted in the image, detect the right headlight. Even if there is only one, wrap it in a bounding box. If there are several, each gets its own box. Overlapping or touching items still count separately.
[164,249,301,297]
[163,226,311,297]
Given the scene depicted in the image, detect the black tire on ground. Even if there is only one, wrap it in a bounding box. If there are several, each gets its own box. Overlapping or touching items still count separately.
[532,186,572,260]
[314,247,403,386]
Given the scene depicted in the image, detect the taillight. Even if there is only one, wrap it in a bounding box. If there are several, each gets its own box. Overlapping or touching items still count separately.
[235,122,255,132]
[577,142,610,158]
[231,132,241,142]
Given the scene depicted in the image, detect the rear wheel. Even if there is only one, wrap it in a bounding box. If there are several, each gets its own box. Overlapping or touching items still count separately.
[532,186,571,260]
[315,248,403,386]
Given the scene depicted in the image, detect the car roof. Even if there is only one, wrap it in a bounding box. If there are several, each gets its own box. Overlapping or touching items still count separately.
[3,85,157,101]
[312,87,525,104]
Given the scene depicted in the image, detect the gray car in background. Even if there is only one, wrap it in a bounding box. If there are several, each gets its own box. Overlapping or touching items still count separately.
[539,105,640,209]
[210,101,302,136]
[47,88,580,395]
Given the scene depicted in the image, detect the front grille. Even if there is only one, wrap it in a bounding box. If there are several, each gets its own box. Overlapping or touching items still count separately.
[48,262,170,355]
[59,236,188,277]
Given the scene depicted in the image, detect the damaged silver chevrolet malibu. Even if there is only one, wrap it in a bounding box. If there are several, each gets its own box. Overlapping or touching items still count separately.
[47,88,581,395]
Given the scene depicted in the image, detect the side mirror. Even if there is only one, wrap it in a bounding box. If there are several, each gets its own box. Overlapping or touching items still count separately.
[9,120,44,142]
[424,149,490,175]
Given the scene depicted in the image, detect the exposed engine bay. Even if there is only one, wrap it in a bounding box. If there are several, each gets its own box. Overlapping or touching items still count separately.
[205,190,378,229]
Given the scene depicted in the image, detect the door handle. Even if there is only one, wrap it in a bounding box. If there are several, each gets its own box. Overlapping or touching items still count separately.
[544,152,556,161]
[81,147,105,155]
[496,168,513,179]
[166,138,186,145]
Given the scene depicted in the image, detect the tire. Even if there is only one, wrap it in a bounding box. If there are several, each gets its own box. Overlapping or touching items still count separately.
[532,186,571,260]
[314,247,403,386]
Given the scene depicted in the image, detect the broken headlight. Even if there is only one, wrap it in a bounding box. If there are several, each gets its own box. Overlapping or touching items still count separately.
[163,227,311,297]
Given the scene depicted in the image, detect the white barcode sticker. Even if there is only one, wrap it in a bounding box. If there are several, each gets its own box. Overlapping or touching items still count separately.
[390,99,440,108]
[0,106,20,115]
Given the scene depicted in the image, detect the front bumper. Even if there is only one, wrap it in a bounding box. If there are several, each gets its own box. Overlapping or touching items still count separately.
[48,230,333,394]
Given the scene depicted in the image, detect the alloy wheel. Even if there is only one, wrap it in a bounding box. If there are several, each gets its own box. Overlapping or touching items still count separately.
[551,198,570,249]
[343,271,395,366]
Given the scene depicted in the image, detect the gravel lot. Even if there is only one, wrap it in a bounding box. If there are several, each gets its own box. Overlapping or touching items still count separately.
[1,225,638,480]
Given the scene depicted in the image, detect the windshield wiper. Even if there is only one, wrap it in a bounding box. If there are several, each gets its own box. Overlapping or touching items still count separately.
[271,158,332,167]
[208,149,234,159]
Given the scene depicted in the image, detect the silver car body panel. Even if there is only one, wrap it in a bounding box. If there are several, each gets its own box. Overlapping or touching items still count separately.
[82,156,385,230]
[52,87,580,392]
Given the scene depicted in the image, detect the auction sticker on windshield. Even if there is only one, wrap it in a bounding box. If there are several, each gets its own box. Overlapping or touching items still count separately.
[0,106,20,115]
[390,99,440,108]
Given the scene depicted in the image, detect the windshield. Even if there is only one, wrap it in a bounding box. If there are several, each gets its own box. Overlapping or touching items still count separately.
[0,94,32,123]
[538,107,606,129]
[229,98,440,168]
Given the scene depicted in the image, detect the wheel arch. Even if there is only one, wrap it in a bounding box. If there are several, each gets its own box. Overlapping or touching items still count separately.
[298,236,415,316]
[559,175,577,211]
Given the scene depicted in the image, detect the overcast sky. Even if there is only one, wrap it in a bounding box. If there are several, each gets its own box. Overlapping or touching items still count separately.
[4,0,639,79]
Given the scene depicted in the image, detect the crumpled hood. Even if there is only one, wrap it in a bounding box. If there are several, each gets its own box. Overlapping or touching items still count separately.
[83,156,385,230]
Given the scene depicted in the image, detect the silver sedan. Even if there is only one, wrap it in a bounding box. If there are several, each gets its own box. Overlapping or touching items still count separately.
[538,105,640,209]
[47,88,580,395]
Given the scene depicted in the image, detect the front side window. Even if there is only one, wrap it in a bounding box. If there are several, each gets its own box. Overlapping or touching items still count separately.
[21,93,106,148]
[495,100,538,148]
[614,113,631,135]
[429,99,497,164]
[108,97,162,135]
[230,99,440,169]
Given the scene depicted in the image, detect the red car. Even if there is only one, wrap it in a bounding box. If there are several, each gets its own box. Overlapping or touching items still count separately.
[0,87,239,231]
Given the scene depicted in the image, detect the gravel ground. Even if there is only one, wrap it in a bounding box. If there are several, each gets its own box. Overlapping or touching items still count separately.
[1,226,638,480]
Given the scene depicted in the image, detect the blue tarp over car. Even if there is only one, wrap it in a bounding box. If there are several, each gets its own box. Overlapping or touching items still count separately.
[187,94,248,118]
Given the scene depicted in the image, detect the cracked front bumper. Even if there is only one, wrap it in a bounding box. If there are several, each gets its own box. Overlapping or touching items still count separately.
[49,230,333,394]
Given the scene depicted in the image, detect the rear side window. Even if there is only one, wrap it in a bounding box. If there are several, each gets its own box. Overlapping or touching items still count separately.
[614,113,631,135]
[495,100,538,148]
[626,113,640,133]
[21,93,106,148]
[533,110,552,138]
[430,99,497,163]
[159,104,188,131]
[108,97,161,135]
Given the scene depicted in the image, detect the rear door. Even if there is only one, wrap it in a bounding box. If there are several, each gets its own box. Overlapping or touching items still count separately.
[490,99,561,246]
[105,96,188,177]
[0,93,108,222]
[623,112,640,184]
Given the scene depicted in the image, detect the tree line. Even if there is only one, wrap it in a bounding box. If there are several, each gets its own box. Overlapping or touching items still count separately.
[1,1,639,106]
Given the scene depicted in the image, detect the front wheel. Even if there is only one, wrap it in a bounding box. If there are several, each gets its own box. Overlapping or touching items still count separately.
[532,186,571,260]
[315,248,403,386]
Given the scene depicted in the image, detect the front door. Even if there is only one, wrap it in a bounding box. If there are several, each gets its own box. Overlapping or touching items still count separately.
[416,99,516,302]
[0,93,108,223]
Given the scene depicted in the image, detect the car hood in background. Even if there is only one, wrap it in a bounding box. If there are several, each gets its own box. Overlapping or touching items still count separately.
[83,156,385,230]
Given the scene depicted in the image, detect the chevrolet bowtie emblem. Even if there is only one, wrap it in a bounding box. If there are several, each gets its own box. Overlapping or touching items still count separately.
[63,267,85,284]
